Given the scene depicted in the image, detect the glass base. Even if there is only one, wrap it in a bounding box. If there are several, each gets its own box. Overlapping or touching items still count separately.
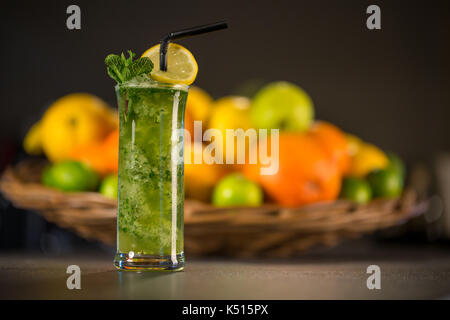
[114,252,185,271]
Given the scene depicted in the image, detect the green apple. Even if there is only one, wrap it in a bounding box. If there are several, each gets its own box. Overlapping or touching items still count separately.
[250,81,314,132]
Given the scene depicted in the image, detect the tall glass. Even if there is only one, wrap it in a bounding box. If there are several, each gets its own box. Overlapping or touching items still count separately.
[113,78,188,271]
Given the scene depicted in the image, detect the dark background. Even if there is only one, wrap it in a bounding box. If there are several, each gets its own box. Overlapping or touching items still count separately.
[1,0,450,161]
[0,0,449,252]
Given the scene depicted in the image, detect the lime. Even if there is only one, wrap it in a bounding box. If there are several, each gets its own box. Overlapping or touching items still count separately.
[41,165,54,187]
[339,177,372,204]
[99,174,118,199]
[387,152,406,181]
[42,160,99,192]
[250,81,314,132]
[212,173,263,207]
[367,168,403,198]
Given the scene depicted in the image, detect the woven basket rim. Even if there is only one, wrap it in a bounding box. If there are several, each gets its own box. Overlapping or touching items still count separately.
[0,163,426,223]
[0,159,429,257]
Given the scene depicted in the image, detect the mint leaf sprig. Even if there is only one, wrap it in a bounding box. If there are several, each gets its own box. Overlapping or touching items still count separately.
[105,50,153,83]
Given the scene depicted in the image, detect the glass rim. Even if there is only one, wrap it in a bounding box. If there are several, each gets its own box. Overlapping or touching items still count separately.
[115,80,189,92]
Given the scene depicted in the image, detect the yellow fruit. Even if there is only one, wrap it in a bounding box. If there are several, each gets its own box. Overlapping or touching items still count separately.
[345,133,364,157]
[348,142,389,178]
[185,86,214,142]
[184,142,229,202]
[186,86,214,124]
[209,96,251,132]
[141,43,198,85]
[23,121,43,155]
[208,96,252,164]
[40,93,117,163]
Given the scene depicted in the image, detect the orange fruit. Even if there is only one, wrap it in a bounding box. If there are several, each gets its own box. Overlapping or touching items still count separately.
[243,133,341,207]
[70,129,119,176]
[308,121,350,174]
[101,129,119,173]
[184,109,195,141]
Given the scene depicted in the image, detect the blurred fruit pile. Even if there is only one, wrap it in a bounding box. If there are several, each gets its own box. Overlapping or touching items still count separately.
[24,93,119,198]
[185,81,405,207]
[24,83,405,207]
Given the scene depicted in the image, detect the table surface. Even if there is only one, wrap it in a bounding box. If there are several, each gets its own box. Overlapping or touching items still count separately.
[1,242,450,300]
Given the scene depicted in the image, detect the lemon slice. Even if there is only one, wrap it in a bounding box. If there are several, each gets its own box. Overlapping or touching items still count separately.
[142,43,198,85]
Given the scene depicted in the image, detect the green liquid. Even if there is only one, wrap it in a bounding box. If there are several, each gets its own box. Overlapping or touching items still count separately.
[116,79,187,258]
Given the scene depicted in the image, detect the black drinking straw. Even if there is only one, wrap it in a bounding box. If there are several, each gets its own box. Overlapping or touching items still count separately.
[159,21,228,72]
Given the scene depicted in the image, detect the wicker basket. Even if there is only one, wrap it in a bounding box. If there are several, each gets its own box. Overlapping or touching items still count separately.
[0,159,428,257]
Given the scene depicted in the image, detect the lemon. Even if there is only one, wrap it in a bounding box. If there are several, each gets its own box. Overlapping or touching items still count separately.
[142,43,198,85]
[185,87,214,141]
[209,96,252,133]
[208,96,252,164]
[186,86,214,124]
[348,143,389,178]
[345,133,363,157]
[41,93,117,163]
[23,121,43,155]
